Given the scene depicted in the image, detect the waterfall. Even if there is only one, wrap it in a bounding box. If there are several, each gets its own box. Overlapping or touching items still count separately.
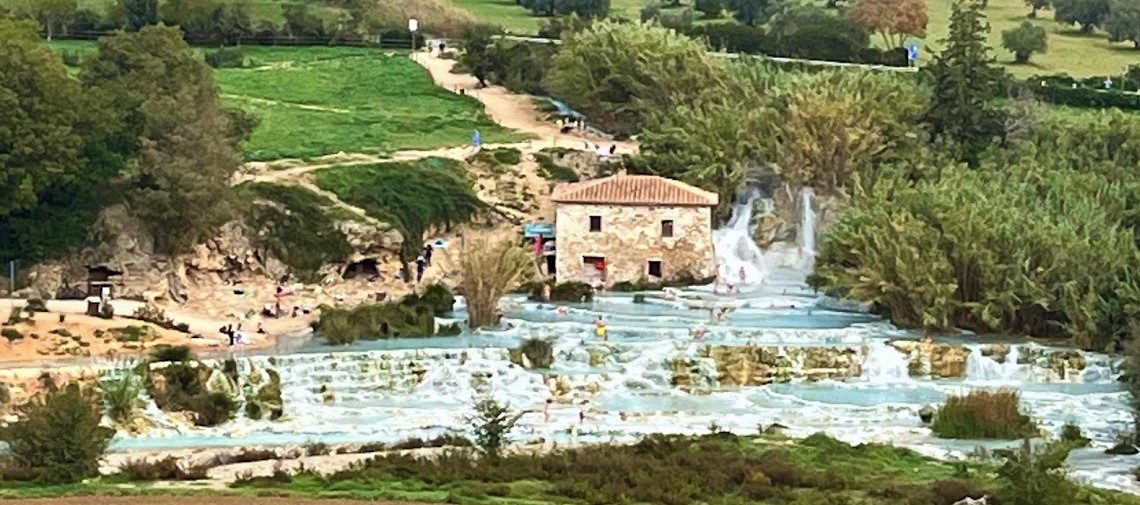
[860,340,911,382]
[965,345,1022,381]
[798,187,817,261]
[712,190,770,286]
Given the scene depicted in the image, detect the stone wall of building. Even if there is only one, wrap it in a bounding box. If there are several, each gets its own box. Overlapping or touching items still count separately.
[554,203,715,285]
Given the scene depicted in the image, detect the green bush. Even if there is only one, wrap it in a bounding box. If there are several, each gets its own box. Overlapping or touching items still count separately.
[534,151,580,182]
[811,117,1140,349]
[313,298,443,345]
[513,338,554,368]
[314,158,483,263]
[98,373,144,425]
[145,360,237,427]
[930,390,1037,439]
[150,345,194,363]
[0,383,114,483]
[204,46,246,68]
[1,327,22,341]
[0,383,9,405]
[1059,422,1091,447]
[471,147,522,168]
[97,301,114,319]
[24,298,46,312]
[237,182,354,283]
[996,439,1079,505]
[416,284,457,315]
[528,281,593,302]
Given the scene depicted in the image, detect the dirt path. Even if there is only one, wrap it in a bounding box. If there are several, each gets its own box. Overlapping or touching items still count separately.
[1,497,431,505]
[410,51,638,154]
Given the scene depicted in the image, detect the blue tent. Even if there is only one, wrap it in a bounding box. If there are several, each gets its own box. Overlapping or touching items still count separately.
[523,222,555,239]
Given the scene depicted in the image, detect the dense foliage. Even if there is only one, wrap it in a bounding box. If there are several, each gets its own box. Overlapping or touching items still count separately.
[236,182,354,283]
[313,298,440,344]
[0,383,113,483]
[811,112,1140,349]
[923,0,1007,165]
[930,389,1037,439]
[458,240,533,328]
[544,21,722,136]
[314,158,484,263]
[1002,21,1048,63]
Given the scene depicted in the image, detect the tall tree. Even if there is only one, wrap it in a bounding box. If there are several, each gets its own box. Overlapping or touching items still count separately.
[847,0,929,47]
[923,0,1006,165]
[1052,0,1109,33]
[82,26,242,253]
[17,0,77,39]
[0,18,84,217]
[1105,0,1140,48]
[1001,21,1048,62]
[122,0,158,30]
[544,20,723,136]
[1024,0,1050,18]
[729,0,772,25]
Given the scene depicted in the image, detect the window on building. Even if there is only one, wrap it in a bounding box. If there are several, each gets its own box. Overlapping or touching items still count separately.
[648,260,662,278]
[589,215,602,232]
[661,220,674,238]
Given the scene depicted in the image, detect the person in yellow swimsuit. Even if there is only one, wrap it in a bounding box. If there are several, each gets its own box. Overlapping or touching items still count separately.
[594,316,607,340]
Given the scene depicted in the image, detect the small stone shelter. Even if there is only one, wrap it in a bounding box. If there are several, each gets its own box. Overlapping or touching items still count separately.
[551,171,718,286]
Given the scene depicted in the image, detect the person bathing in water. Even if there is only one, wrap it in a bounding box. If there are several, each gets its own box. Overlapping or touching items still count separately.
[594,316,608,340]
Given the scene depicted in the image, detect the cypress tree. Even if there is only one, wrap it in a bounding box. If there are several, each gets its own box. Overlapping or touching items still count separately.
[923,0,1006,165]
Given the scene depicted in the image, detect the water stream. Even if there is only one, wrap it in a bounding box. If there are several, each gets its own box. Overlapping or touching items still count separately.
[55,192,1140,494]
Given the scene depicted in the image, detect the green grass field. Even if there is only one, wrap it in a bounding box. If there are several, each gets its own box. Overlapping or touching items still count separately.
[443,0,1137,77]
[47,42,526,160]
[916,0,1139,78]
[215,46,526,160]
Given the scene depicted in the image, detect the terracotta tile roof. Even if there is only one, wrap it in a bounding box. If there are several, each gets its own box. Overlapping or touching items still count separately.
[551,173,719,207]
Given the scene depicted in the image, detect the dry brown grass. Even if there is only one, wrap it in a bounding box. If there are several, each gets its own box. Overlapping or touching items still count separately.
[931,388,1037,439]
[355,0,477,37]
[457,239,533,328]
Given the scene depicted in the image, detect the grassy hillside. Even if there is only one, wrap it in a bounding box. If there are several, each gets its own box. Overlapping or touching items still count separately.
[917,0,1138,78]
[48,42,526,160]
[214,46,526,160]
[443,0,1137,77]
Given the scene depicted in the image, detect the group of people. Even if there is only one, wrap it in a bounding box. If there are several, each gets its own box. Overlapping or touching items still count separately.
[557,117,584,134]
[713,265,748,295]
[219,321,265,347]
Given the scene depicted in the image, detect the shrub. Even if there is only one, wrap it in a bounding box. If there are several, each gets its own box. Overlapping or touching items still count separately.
[98,301,115,319]
[237,182,354,283]
[471,147,522,168]
[150,345,194,363]
[1059,422,1091,447]
[98,373,144,426]
[996,439,1079,505]
[24,298,47,312]
[313,300,439,344]
[930,389,1037,439]
[695,0,725,18]
[529,281,593,302]
[5,307,23,325]
[0,383,114,483]
[418,284,456,315]
[458,240,533,328]
[0,383,9,405]
[204,47,246,68]
[534,151,580,182]
[924,479,990,505]
[513,338,554,368]
[467,396,525,457]
[120,456,208,481]
[1,327,22,341]
[1001,21,1048,64]
[145,360,237,427]
[131,303,174,328]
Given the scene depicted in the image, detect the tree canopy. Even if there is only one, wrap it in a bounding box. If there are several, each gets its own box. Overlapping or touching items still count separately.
[1002,21,1048,63]
[544,20,723,136]
[1105,0,1140,48]
[847,0,929,48]
[0,19,84,218]
[1052,0,1110,33]
[923,0,1006,166]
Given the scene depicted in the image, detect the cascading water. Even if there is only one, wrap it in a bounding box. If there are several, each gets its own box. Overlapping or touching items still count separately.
[798,187,817,263]
[712,190,770,286]
[860,340,911,382]
[965,344,1022,382]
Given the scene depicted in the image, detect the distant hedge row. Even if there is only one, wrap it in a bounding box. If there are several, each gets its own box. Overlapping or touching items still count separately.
[688,23,909,67]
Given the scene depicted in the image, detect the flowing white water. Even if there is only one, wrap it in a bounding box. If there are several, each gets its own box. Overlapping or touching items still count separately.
[860,340,912,383]
[55,189,1136,495]
[798,187,817,261]
[965,344,1023,382]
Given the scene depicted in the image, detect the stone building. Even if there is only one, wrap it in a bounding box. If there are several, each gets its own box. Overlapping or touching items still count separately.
[551,171,718,285]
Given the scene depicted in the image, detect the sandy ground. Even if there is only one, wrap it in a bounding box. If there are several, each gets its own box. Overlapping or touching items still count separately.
[1,498,431,505]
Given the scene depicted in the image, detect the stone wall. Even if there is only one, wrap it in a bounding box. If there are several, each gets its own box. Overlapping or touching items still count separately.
[554,203,715,285]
